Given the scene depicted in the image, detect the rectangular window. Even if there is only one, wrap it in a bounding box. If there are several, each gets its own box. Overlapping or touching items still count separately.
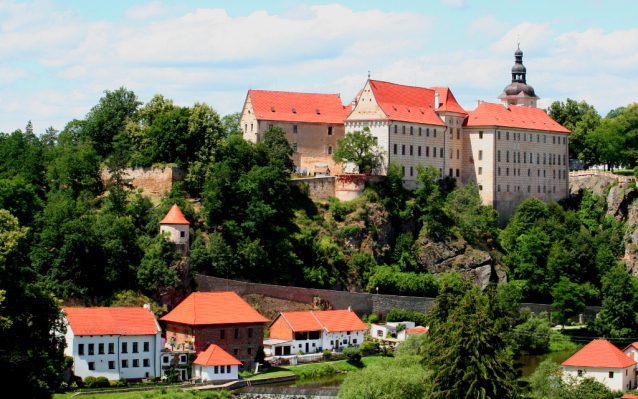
[553,136,556,144]
[292,143,298,152]
[248,348,253,355]
[328,146,333,155]
[543,154,546,164]
[524,153,526,163]
[410,167,414,177]
[143,359,150,367]
[506,168,509,176]
[479,131,484,139]
[402,126,406,134]
[418,146,422,156]
[506,132,509,140]
[89,362,95,371]
[497,131,501,140]
[498,167,501,176]
[410,126,413,135]
[537,153,540,164]
[234,349,239,356]
[498,150,501,162]
[478,167,483,175]
[457,130,460,139]
[537,134,540,143]
[479,150,483,161]
[507,185,510,192]
[328,127,333,135]
[426,128,430,137]
[122,359,129,368]
[235,329,240,339]
[498,185,501,192]
[248,328,253,338]
[543,135,546,143]
[133,359,139,368]
[393,144,397,155]
[402,145,406,155]
[418,127,422,136]
[426,146,430,157]
[402,166,405,176]
[410,145,413,156]
[433,129,437,138]
[506,151,510,162]
[528,169,531,176]
[449,168,453,176]
[132,342,138,353]
[524,133,527,141]
[108,360,115,369]
[456,169,460,177]
[440,148,443,158]
[78,344,84,356]
[554,170,556,179]
[122,342,127,353]
[99,343,104,355]
[214,366,219,374]
[220,330,225,340]
[394,125,397,134]
[450,149,453,159]
[293,125,297,133]
[450,129,453,139]
[227,366,231,373]
[88,344,94,356]
[457,149,459,159]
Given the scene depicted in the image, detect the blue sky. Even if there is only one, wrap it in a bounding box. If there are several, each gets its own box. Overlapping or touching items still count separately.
[1,0,637,134]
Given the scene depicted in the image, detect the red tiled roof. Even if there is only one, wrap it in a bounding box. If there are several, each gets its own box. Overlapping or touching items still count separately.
[159,204,190,225]
[313,310,367,332]
[160,292,269,326]
[404,327,429,334]
[249,90,350,124]
[464,102,571,133]
[562,340,636,368]
[279,312,324,332]
[64,307,159,336]
[431,87,467,115]
[623,342,638,352]
[622,395,638,399]
[193,344,241,366]
[357,80,445,126]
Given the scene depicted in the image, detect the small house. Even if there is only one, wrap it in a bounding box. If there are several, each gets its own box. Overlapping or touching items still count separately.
[397,326,429,341]
[562,339,636,391]
[370,322,415,339]
[192,344,241,382]
[268,309,367,355]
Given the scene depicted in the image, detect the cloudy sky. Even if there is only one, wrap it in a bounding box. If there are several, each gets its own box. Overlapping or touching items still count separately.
[1,0,637,134]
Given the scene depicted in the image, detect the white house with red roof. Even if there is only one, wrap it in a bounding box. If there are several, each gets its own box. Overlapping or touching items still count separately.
[267,309,367,356]
[240,90,351,175]
[370,321,416,339]
[63,306,162,381]
[622,342,638,388]
[397,326,429,341]
[192,344,242,382]
[562,339,636,391]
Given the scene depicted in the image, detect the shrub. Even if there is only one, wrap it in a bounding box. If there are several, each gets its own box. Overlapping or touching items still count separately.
[629,182,637,189]
[83,376,98,388]
[368,314,379,323]
[343,347,362,363]
[341,225,362,237]
[298,350,305,355]
[328,197,356,221]
[96,376,110,387]
[118,377,128,387]
[361,314,368,323]
[109,380,117,387]
[360,341,377,351]
[323,350,332,360]
[633,165,638,177]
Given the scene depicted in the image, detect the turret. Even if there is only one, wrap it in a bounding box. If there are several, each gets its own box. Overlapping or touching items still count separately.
[159,204,190,257]
[497,45,539,108]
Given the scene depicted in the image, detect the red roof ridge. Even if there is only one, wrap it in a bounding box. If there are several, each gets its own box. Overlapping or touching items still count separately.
[160,292,269,326]
[160,204,189,225]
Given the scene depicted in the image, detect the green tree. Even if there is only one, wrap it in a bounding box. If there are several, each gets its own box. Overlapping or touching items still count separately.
[262,126,294,171]
[0,177,43,226]
[0,210,65,398]
[547,99,600,161]
[332,127,384,174]
[593,265,638,338]
[552,277,586,327]
[222,112,242,137]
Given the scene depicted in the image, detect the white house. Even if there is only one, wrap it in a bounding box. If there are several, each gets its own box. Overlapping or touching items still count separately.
[268,309,367,356]
[370,322,416,340]
[397,326,429,341]
[622,341,638,389]
[562,339,636,391]
[192,344,241,382]
[63,306,163,381]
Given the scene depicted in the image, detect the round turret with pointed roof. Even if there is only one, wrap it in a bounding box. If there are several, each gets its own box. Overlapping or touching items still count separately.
[159,204,190,256]
[498,45,539,108]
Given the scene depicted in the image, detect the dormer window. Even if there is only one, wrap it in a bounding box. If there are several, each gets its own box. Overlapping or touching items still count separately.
[316,109,320,114]
[271,107,275,112]
[292,108,296,113]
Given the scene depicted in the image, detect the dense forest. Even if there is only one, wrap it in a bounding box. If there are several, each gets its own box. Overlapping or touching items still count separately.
[1,87,638,397]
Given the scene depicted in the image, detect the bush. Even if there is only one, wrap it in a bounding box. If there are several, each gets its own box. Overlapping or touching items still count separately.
[118,377,128,387]
[96,376,109,387]
[633,165,638,177]
[343,347,362,363]
[83,376,98,388]
[341,225,362,237]
[323,350,332,360]
[298,350,305,355]
[360,341,378,351]
[328,197,356,221]
[368,314,379,323]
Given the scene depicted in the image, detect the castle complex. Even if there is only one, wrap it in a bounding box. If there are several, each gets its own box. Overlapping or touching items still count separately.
[240,47,571,223]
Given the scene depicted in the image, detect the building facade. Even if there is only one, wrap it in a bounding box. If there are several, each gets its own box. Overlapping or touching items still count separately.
[192,344,241,382]
[268,309,367,355]
[63,307,163,382]
[159,292,269,369]
[240,90,351,175]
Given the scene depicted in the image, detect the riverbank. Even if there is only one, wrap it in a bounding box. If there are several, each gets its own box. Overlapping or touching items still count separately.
[244,356,390,380]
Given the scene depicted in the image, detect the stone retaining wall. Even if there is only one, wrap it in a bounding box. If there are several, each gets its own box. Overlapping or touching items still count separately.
[196,275,601,322]
[288,176,335,200]
[101,166,187,196]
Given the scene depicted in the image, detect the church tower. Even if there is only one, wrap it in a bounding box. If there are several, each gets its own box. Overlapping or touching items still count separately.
[159,204,190,257]
[498,45,539,108]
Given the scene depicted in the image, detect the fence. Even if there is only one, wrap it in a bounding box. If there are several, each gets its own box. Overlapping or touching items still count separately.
[569,170,636,183]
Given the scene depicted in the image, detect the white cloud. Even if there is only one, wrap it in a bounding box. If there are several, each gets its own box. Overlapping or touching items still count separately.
[491,21,553,54]
[441,0,465,8]
[0,65,32,84]
[469,15,510,37]
[124,0,171,20]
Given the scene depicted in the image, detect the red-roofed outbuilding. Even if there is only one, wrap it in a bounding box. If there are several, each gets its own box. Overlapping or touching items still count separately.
[268,309,367,356]
[562,339,636,391]
[160,292,269,369]
[159,204,190,256]
[192,344,242,382]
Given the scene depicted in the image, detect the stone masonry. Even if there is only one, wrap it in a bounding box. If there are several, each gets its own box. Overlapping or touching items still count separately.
[101,166,187,196]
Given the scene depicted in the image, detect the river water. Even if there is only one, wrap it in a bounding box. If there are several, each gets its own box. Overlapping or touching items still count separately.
[254,349,580,391]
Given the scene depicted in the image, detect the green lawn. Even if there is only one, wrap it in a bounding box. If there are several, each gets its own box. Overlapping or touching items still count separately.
[244,366,295,380]
[244,355,391,380]
[54,388,229,399]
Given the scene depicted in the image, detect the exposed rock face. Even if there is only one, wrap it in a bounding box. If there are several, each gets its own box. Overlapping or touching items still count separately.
[569,175,616,198]
[606,184,638,221]
[624,204,638,277]
[416,235,499,290]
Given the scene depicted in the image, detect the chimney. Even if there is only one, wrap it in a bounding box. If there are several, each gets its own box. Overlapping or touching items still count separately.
[434,93,440,110]
[476,100,483,107]
[348,306,352,312]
